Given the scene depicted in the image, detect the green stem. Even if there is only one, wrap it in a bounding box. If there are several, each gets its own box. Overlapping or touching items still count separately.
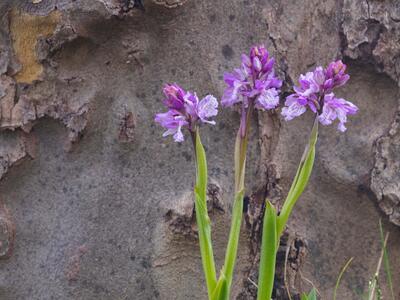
[193,129,217,299]
[222,104,253,295]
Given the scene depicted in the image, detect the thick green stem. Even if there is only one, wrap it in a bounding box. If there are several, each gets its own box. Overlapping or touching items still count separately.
[193,129,217,299]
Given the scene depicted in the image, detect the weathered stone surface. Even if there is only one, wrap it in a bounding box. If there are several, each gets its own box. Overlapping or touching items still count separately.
[0,202,15,259]
[0,0,399,299]
[341,0,400,227]
[0,130,36,179]
[153,0,188,9]
[371,111,400,226]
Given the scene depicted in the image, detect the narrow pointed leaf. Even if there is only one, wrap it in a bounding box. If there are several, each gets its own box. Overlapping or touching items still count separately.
[194,130,217,298]
[277,118,318,237]
[308,288,317,300]
[211,275,228,300]
[257,201,277,300]
[195,130,208,201]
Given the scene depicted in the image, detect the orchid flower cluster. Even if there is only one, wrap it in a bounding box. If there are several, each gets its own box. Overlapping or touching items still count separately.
[155,45,358,300]
[282,60,357,131]
[155,83,218,142]
[222,46,282,113]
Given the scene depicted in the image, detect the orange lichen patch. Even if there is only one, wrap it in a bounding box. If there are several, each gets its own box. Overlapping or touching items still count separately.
[9,9,61,83]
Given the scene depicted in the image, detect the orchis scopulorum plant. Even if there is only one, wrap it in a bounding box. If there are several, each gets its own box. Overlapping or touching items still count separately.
[155,84,219,298]
[155,46,358,300]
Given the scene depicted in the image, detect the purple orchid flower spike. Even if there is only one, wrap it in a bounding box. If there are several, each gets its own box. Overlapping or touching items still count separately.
[218,45,282,295]
[155,83,218,142]
[222,45,282,111]
[282,60,358,131]
[222,45,282,136]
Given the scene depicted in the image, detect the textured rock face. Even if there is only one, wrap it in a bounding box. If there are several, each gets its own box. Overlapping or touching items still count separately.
[0,0,399,299]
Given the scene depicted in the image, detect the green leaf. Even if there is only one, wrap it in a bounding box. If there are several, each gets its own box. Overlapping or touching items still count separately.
[195,130,208,202]
[211,274,228,300]
[277,118,318,237]
[307,288,317,300]
[257,201,277,300]
[300,294,309,300]
[301,288,317,300]
[194,130,217,299]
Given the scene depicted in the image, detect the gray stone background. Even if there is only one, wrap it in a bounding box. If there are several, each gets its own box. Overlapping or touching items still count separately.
[0,0,399,299]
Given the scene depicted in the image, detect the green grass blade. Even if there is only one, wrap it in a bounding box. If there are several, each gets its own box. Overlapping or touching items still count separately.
[257,201,277,300]
[368,233,389,300]
[194,130,217,299]
[333,257,354,300]
[277,118,318,237]
[379,220,394,300]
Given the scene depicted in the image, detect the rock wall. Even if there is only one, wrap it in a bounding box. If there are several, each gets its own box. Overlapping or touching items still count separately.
[0,0,399,299]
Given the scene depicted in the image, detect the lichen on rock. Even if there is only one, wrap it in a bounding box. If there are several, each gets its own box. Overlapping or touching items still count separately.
[9,8,61,83]
[0,0,399,299]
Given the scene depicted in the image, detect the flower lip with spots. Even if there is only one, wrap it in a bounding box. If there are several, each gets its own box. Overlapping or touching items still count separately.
[155,83,218,142]
[281,60,357,132]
